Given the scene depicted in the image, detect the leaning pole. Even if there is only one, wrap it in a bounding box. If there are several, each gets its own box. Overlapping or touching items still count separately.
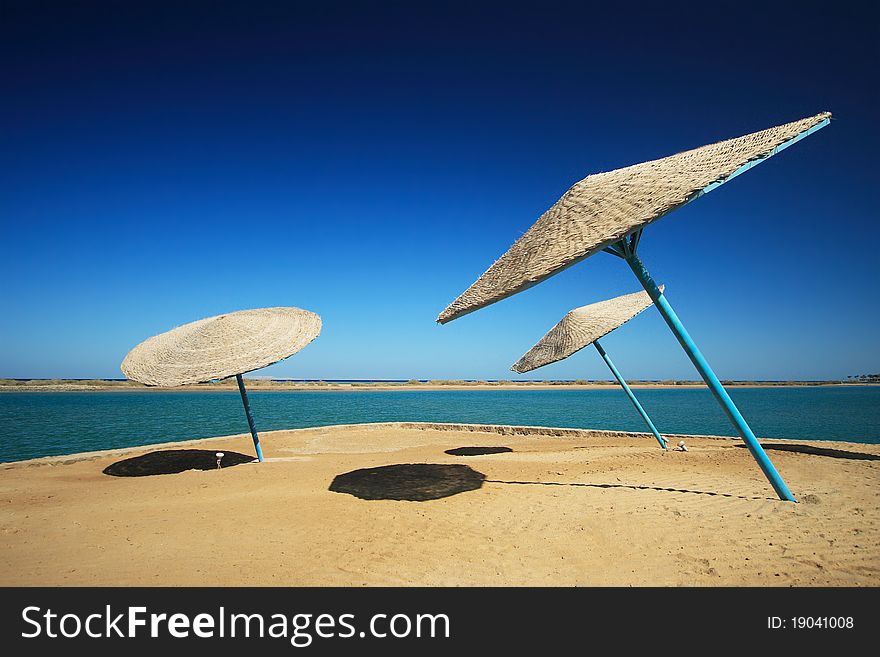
[236,373,265,462]
[593,339,667,450]
[605,233,794,501]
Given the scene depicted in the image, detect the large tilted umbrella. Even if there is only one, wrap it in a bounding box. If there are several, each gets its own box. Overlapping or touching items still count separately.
[512,288,667,449]
[121,307,322,462]
[439,111,832,501]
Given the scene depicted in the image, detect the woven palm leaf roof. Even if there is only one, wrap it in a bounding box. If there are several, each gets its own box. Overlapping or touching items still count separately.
[121,307,322,387]
[512,288,660,373]
[438,111,831,324]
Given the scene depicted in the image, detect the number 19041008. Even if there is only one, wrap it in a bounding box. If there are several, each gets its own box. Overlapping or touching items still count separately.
[768,617,854,629]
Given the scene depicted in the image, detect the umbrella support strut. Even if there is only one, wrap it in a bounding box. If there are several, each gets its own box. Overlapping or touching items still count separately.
[236,374,265,462]
[610,231,796,502]
[593,339,667,449]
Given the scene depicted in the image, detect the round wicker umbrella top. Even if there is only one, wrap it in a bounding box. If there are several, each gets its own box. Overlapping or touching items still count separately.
[121,307,322,387]
[438,111,830,324]
[511,288,660,373]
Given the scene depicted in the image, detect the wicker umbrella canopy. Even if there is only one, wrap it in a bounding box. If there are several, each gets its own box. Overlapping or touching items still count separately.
[512,288,661,373]
[437,111,831,323]
[121,307,322,387]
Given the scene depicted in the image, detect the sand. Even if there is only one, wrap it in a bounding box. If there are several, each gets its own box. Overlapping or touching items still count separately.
[1,422,877,586]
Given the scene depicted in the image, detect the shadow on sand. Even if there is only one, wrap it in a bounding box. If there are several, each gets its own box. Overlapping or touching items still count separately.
[445,446,513,456]
[735,443,880,461]
[487,479,772,501]
[103,449,254,477]
[329,463,486,501]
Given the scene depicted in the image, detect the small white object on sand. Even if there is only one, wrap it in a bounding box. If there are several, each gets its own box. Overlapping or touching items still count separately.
[677,441,688,452]
[216,452,225,469]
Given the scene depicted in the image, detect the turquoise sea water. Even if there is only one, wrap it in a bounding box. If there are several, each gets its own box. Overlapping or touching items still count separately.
[1,386,878,463]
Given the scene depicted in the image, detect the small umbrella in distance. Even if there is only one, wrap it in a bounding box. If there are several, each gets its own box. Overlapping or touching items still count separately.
[512,288,667,449]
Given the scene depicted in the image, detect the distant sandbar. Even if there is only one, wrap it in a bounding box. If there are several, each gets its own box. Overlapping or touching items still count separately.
[1,378,871,393]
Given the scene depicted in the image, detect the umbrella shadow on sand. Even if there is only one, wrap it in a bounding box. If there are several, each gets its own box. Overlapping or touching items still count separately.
[445,446,513,456]
[735,443,880,461]
[329,459,771,502]
[487,478,772,501]
[329,464,486,501]
[103,449,254,477]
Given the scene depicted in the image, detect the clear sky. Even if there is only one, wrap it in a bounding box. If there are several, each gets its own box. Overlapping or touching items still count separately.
[1,1,878,381]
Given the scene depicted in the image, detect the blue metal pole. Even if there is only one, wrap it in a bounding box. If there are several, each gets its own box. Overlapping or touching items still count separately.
[594,339,668,449]
[236,373,264,462]
[620,245,796,501]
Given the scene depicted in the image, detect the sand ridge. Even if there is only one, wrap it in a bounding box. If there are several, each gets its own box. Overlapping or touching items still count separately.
[0,423,877,586]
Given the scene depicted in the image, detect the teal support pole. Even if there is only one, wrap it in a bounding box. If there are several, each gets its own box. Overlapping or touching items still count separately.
[617,236,796,502]
[236,373,265,462]
[593,339,667,449]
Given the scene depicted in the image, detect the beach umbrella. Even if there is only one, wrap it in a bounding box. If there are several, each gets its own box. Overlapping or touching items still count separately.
[438,112,832,501]
[121,307,322,462]
[512,288,668,449]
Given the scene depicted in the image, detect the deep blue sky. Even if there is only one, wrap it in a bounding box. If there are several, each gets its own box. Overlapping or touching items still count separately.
[1,1,878,380]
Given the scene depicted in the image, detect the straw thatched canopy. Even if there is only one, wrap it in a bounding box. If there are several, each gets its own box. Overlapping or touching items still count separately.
[438,112,831,323]
[511,288,660,373]
[121,307,322,387]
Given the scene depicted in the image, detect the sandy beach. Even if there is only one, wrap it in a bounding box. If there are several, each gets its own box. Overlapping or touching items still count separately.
[1,422,877,586]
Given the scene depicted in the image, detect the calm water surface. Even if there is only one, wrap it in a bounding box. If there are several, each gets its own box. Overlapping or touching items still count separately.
[1,386,878,463]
